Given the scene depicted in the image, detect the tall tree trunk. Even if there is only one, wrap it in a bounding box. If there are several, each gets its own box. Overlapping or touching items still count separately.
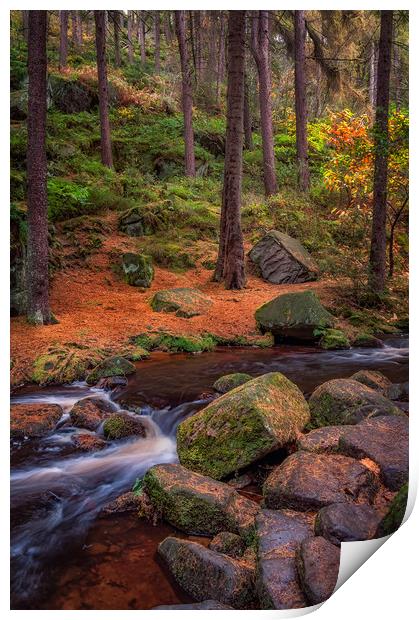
[154,11,161,74]
[216,13,226,104]
[164,12,173,45]
[139,12,146,64]
[22,10,29,42]
[26,11,53,324]
[251,11,278,196]
[113,11,121,67]
[294,10,310,192]
[94,11,113,169]
[174,11,196,177]
[195,11,202,79]
[71,11,82,50]
[368,10,393,295]
[393,28,401,110]
[59,10,69,71]
[127,11,134,64]
[369,40,377,111]
[243,74,253,150]
[214,11,246,290]
[188,11,197,78]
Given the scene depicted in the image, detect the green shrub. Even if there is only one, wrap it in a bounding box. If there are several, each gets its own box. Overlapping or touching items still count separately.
[47,178,91,221]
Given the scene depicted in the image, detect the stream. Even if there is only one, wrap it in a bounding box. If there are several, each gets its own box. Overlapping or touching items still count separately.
[10,336,408,609]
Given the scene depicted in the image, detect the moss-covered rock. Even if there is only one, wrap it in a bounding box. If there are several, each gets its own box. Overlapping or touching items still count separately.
[255,291,334,342]
[142,463,259,536]
[318,328,350,350]
[121,252,154,288]
[86,356,136,385]
[131,331,215,353]
[213,373,253,394]
[350,370,392,393]
[309,378,404,428]
[11,403,63,438]
[103,412,147,440]
[32,346,102,385]
[70,397,116,431]
[151,287,213,318]
[209,531,246,558]
[48,74,98,113]
[376,483,408,537]
[177,372,310,480]
[158,537,256,609]
[352,333,384,348]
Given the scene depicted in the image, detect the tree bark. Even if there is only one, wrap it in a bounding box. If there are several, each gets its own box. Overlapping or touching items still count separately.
[216,13,226,104]
[294,10,310,191]
[174,11,196,177]
[112,11,122,67]
[214,11,246,290]
[59,10,69,71]
[164,12,173,45]
[22,10,29,42]
[127,10,134,64]
[139,12,146,64]
[251,11,278,196]
[194,11,202,79]
[154,11,161,74]
[26,11,53,324]
[71,11,82,50]
[243,74,253,150]
[94,11,113,169]
[369,40,377,112]
[368,10,393,295]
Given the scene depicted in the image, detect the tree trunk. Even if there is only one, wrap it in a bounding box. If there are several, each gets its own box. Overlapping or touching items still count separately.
[127,11,134,64]
[393,28,401,110]
[195,11,202,79]
[59,10,69,71]
[369,40,377,111]
[71,11,82,50]
[164,12,173,45]
[139,12,146,64]
[22,10,29,42]
[368,10,393,295]
[294,10,310,192]
[94,11,113,169]
[154,11,161,74]
[175,11,196,177]
[26,11,53,324]
[216,13,226,104]
[243,74,253,149]
[214,11,246,290]
[251,11,278,196]
[113,11,121,67]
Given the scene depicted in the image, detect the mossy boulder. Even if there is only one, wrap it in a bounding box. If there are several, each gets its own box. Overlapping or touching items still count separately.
[103,413,147,440]
[248,230,319,285]
[142,463,259,536]
[131,331,215,353]
[318,328,350,350]
[352,333,384,348]
[309,378,404,427]
[376,483,408,537]
[118,206,147,237]
[32,346,101,385]
[255,291,334,342]
[48,74,98,113]
[151,287,213,318]
[213,373,253,394]
[69,397,116,431]
[158,537,256,609]
[350,370,392,393]
[121,253,154,288]
[11,403,63,438]
[86,356,136,385]
[263,452,378,511]
[177,372,310,480]
[209,532,246,558]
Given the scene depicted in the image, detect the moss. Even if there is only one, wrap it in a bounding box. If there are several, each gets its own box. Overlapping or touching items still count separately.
[127,346,150,361]
[103,413,146,439]
[32,346,102,385]
[213,373,253,394]
[317,328,350,350]
[122,253,154,288]
[208,333,274,348]
[130,331,216,353]
[86,355,136,385]
[376,483,408,537]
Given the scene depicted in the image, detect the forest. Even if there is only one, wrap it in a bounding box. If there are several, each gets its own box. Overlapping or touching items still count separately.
[10,9,409,611]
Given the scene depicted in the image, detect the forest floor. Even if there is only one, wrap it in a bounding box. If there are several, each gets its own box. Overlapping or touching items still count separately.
[10,212,344,386]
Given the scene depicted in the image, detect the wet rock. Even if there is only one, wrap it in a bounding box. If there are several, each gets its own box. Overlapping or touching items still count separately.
[297,426,346,453]
[318,328,350,350]
[102,412,147,440]
[121,253,154,288]
[376,483,408,537]
[11,403,63,438]
[315,503,381,546]
[352,333,384,348]
[263,452,378,511]
[72,433,107,452]
[309,378,404,427]
[338,415,408,491]
[158,537,255,609]
[151,287,213,318]
[385,381,409,402]
[213,372,253,394]
[248,230,319,285]
[209,532,246,558]
[177,372,310,479]
[96,376,128,390]
[255,291,334,342]
[296,536,340,604]
[255,509,312,609]
[153,601,234,610]
[350,370,392,393]
[101,491,143,515]
[143,463,259,536]
[69,397,115,431]
[86,356,136,385]
[227,473,253,489]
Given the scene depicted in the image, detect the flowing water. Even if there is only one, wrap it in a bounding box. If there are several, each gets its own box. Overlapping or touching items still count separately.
[10,336,408,609]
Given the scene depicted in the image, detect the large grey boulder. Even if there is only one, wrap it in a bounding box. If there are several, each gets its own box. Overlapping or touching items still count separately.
[296,536,340,605]
[249,230,319,284]
[315,503,381,546]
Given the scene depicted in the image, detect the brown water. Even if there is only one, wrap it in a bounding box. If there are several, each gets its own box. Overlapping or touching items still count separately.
[10,336,408,609]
